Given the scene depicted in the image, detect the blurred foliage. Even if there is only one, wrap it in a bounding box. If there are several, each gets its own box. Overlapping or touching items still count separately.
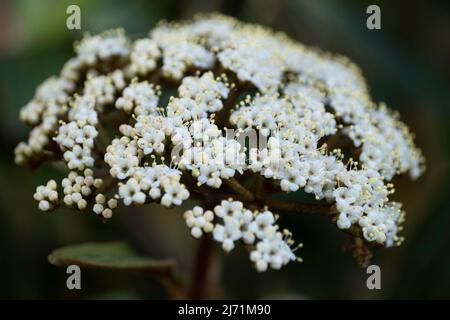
[0,0,449,299]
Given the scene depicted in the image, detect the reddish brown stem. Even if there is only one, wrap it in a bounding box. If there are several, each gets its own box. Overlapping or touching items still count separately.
[225,178,255,202]
[189,235,215,299]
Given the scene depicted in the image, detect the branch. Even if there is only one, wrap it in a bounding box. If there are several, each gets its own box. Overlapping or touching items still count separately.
[225,178,255,202]
[265,198,333,215]
[254,174,267,201]
[214,85,239,127]
[344,236,373,268]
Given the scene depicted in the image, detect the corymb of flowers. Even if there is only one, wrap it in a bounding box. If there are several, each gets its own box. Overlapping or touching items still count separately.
[16,14,425,272]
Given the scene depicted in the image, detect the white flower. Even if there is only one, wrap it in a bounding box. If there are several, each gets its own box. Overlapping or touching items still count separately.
[250,235,297,272]
[213,217,242,252]
[64,145,95,170]
[197,163,222,188]
[119,178,146,206]
[280,167,306,192]
[214,200,244,219]
[184,206,214,238]
[249,211,276,239]
[160,181,189,207]
[238,209,256,245]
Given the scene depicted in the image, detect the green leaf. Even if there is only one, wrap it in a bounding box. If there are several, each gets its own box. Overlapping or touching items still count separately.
[48,241,176,277]
[49,241,188,298]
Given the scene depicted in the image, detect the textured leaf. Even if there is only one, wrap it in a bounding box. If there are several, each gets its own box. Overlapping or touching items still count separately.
[48,241,176,277]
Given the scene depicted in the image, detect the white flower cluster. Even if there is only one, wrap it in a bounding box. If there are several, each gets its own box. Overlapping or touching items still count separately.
[117,165,189,207]
[32,169,107,215]
[151,24,215,79]
[218,31,286,93]
[16,14,425,271]
[60,30,130,83]
[178,127,246,188]
[83,73,119,108]
[184,206,214,239]
[15,77,75,165]
[166,71,229,120]
[115,80,159,115]
[184,200,299,272]
[34,180,59,211]
[75,30,130,67]
[178,72,229,113]
[55,116,98,170]
[128,39,161,76]
[229,90,405,245]
[61,169,103,210]
[94,194,118,219]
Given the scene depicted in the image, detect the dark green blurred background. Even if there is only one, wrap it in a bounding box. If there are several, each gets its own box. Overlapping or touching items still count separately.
[0,0,449,299]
